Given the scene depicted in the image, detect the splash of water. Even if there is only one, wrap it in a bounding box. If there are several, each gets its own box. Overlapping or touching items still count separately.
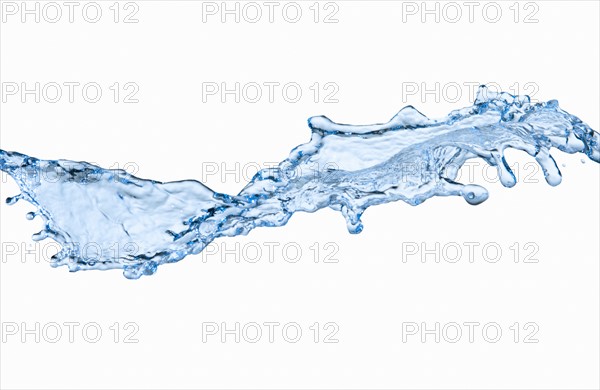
[1,86,598,279]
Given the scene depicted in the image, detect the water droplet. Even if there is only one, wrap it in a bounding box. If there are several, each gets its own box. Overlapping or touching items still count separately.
[6,194,21,205]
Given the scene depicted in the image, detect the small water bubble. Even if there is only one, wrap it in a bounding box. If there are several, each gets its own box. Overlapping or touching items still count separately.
[32,230,48,241]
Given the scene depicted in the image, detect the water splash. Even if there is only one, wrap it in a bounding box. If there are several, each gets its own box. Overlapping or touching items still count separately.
[1,86,598,279]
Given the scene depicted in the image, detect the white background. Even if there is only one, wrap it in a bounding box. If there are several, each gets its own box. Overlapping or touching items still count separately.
[0,1,599,389]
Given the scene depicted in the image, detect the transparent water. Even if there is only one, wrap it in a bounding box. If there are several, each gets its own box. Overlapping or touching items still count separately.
[1,86,598,278]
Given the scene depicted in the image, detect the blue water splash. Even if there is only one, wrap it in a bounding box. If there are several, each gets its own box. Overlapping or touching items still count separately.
[1,86,598,279]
